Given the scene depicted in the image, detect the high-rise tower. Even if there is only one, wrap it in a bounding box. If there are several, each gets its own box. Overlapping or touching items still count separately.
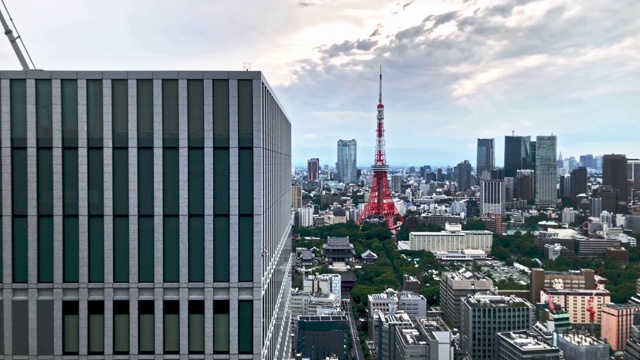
[356,68,403,230]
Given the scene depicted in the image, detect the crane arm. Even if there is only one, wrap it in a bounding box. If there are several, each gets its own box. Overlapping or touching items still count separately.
[0,2,30,70]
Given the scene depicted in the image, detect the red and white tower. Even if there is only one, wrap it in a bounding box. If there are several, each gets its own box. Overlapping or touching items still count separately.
[356,67,403,230]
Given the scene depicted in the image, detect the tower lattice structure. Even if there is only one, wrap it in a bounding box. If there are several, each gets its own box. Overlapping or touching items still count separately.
[356,68,403,230]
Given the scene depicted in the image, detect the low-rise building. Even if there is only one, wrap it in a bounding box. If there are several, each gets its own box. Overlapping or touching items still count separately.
[322,237,355,265]
[361,249,378,263]
[496,330,563,359]
[378,312,413,360]
[606,247,630,266]
[296,315,350,360]
[626,325,640,360]
[394,316,452,360]
[409,223,492,253]
[555,333,610,360]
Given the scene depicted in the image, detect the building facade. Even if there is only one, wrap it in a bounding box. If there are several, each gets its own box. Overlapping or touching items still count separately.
[439,271,494,328]
[535,135,557,206]
[409,224,493,253]
[336,139,357,184]
[0,70,292,359]
[516,169,535,202]
[460,294,533,360]
[455,160,472,192]
[601,303,640,351]
[480,178,506,215]
[296,315,350,360]
[603,154,628,210]
[496,331,563,359]
[476,138,495,175]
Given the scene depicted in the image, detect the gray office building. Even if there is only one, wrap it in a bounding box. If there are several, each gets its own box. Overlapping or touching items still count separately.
[476,138,495,176]
[296,315,350,360]
[0,70,292,358]
[535,135,557,206]
[336,139,357,184]
[460,294,533,360]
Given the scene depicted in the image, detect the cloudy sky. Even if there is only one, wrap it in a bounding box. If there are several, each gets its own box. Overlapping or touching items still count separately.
[1,0,638,168]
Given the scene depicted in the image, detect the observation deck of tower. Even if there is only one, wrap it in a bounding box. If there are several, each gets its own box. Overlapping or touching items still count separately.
[356,67,403,230]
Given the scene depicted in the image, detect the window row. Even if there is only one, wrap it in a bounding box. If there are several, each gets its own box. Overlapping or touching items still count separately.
[6,299,252,355]
[6,147,253,216]
[5,78,253,149]
[4,214,253,283]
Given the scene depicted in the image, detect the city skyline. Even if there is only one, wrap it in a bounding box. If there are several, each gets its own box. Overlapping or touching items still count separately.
[0,0,637,167]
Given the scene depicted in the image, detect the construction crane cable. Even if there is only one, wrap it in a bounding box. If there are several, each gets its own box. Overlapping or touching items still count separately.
[1,0,36,69]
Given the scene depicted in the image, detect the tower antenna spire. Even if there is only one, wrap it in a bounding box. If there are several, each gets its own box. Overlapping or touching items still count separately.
[379,65,382,105]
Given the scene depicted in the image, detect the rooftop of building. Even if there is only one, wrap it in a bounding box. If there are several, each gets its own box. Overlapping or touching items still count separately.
[361,249,378,258]
[463,294,532,308]
[544,288,610,296]
[603,303,640,310]
[396,328,429,347]
[298,315,349,322]
[325,237,352,247]
[369,290,399,301]
[398,291,425,300]
[443,270,492,283]
[497,331,558,352]
[556,333,607,346]
[383,312,413,324]
[416,317,450,332]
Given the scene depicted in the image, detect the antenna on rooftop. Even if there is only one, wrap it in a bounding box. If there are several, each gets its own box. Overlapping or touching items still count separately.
[243,62,251,71]
[0,0,35,70]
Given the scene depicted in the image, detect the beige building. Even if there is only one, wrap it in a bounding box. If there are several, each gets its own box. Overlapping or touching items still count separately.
[439,271,494,328]
[530,268,596,305]
[601,303,640,351]
[409,223,492,253]
[541,288,610,325]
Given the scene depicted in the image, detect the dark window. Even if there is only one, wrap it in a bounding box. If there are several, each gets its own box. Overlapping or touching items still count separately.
[113,148,129,215]
[213,80,229,147]
[238,80,253,147]
[189,148,204,215]
[38,148,54,215]
[113,301,130,354]
[188,216,204,282]
[62,79,78,147]
[63,149,79,215]
[87,79,103,147]
[63,301,79,355]
[238,300,253,354]
[36,79,53,147]
[137,148,154,215]
[163,216,179,282]
[12,301,29,355]
[214,216,229,282]
[113,216,129,283]
[138,216,154,283]
[139,300,155,354]
[63,216,79,283]
[112,80,128,148]
[162,80,179,147]
[163,148,179,215]
[188,301,204,354]
[163,300,180,354]
[88,148,104,215]
[238,216,253,282]
[12,148,27,215]
[12,217,28,283]
[213,300,230,354]
[10,79,27,147]
[89,216,104,282]
[38,216,54,283]
[137,79,154,147]
[214,149,229,214]
[37,300,54,355]
[88,301,104,355]
[188,79,204,147]
[238,148,253,214]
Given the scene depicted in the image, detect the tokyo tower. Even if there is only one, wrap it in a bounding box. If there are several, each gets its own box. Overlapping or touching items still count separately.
[356,67,403,230]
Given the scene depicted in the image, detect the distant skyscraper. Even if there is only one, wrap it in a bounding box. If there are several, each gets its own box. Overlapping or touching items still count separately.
[571,167,588,206]
[476,138,495,175]
[603,154,628,209]
[337,139,357,183]
[292,185,303,208]
[628,159,640,192]
[480,179,506,215]
[580,154,594,169]
[455,160,472,192]
[516,170,535,202]
[535,135,557,206]
[307,157,320,182]
[504,135,532,178]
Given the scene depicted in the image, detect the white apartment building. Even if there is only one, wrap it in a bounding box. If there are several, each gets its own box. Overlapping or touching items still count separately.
[409,223,492,253]
[303,273,342,300]
[300,206,315,227]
